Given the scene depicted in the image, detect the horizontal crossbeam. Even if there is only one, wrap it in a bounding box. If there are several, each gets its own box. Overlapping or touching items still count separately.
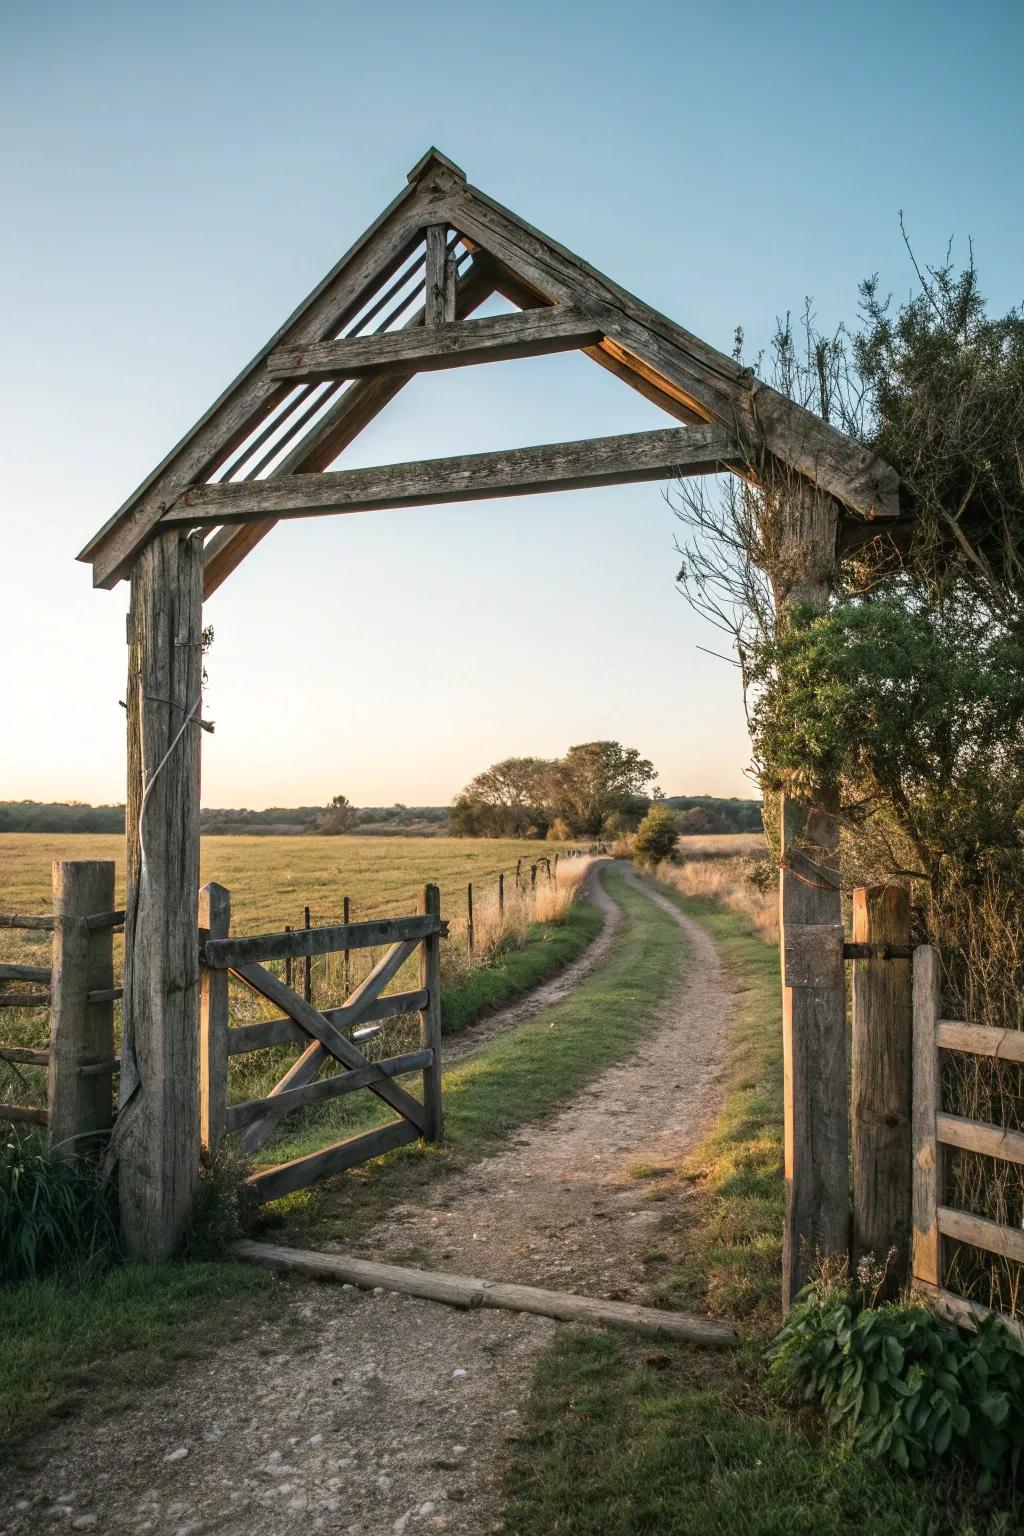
[265,304,606,381]
[203,914,444,969]
[246,1120,420,1204]
[226,1049,432,1133]
[163,424,739,529]
[226,989,427,1056]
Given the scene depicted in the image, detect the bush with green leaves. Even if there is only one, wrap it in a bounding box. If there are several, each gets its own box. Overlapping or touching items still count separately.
[767,1281,1024,1484]
[0,1131,118,1285]
[631,805,680,870]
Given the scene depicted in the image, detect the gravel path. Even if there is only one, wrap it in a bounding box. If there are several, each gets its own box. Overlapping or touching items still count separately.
[3,868,733,1536]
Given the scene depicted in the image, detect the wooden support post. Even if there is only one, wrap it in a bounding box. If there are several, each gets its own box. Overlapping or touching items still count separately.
[516,858,522,892]
[498,872,504,918]
[199,882,230,1154]
[304,905,312,1004]
[419,884,443,1142]
[772,480,848,1308]
[531,863,537,893]
[49,860,116,1154]
[851,885,913,1293]
[343,896,351,995]
[554,853,559,879]
[912,945,943,1286]
[121,528,204,1261]
[466,882,474,957]
[285,925,293,989]
[424,225,448,326]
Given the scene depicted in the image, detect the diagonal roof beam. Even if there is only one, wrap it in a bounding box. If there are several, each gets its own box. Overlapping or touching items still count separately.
[163,424,740,529]
[201,257,497,597]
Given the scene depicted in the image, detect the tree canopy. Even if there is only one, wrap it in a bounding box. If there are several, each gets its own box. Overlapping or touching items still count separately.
[451,741,657,838]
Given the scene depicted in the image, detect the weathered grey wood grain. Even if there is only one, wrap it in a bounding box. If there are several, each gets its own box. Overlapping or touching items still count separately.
[851,885,913,1293]
[246,1119,421,1203]
[0,1047,49,1065]
[119,529,204,1261]
[266,305,605,380]
[204,914,442,968]
[0,1105,48,1126]
[419,884,443,1142]
[0,914,55,930]
[49,860,116,1154]
[164,425,739,528]
[0,964,51,983]
[935,1112,1024,1165]
[911,945,943,1286]
[233,1241,736,1345]
[226,1050,432,1132]
[936,1205,1024,1266]
[226,990,426,1056]
[199,883,230,1153]
[424,224,448,326]
[936,1021,1024,1062]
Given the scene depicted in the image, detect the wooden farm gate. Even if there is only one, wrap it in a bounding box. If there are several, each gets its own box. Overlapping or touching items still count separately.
[910,945,1024,1340]
[199,882,446,1204]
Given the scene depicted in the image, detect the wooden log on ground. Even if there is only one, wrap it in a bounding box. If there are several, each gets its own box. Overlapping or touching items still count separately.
[162,425,740,529]
[911,945,943,1287]
[49,861,116,1155]
[226,1050,431,1132]
[245,1120,421,1203]
[266,305,605,381]
[199,883,230,1153]
[119,529,204,1261]
[851,885,913,1294]
[231,1241,736,1346]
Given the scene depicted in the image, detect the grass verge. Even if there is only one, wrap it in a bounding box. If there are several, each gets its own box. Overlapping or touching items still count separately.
[0,1262,274,1454]
[503,884,1019,1536]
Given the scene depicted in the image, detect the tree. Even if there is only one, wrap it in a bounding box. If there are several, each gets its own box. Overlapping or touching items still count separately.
[550,742,656,837]
[450,757,556,838]
[312,793,357,835]
[632,805,680,869]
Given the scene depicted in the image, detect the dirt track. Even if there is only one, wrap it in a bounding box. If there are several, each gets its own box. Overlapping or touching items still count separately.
[3,867,733,1536]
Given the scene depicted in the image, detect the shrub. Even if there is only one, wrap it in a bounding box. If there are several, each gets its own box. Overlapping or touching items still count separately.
[0,1131,118,1284]
[767,1279,1024,1484]
[180,1141,255,1260]
[631,805,680,870]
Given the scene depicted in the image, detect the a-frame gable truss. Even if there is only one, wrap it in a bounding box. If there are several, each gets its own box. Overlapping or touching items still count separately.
[79,147,899,594]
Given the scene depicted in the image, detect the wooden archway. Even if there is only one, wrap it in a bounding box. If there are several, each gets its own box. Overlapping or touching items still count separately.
[81,148,898,1288]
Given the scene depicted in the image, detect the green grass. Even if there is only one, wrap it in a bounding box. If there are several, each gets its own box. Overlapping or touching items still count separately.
[503,885,1021,1536]
[0,1262,273,1452]
[262,865,687,1241]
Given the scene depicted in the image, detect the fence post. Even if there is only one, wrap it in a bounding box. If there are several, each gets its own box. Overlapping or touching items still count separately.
[516,857,522,891]
[419,884,443,1142]
[779,793,848,1309]
[851,885,913,1293]
[466,883,474,956]
[498,872,504,918]
[554,852,559,880]
[531,863,537,893]
[303,905,312,1004]
[343,895,351,995]
[285,926,293,989]
[49,860,116,1154]
[199,882,230,1154]
[912,945,943,1287]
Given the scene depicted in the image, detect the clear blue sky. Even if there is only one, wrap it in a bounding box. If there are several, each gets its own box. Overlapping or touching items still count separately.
[1,0,1021,809]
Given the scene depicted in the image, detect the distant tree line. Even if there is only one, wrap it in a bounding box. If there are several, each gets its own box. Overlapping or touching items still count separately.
[662,795,763,835]
[0,799,448,836]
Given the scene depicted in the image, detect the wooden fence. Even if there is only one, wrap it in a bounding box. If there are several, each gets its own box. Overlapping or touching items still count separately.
[199,882,447,1204]
[911,944,1024,1339]
[0,861,122,1149]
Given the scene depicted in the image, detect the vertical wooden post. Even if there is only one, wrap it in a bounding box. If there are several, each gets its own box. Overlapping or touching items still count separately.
[498,872,504,918]
[771,480,849,1308]
[199,882,230,1155]
[516,857,522,891]
[285,925,293,989]
[303,905,312,1004]
[466,882,474,956]
[530,863,537,894]
[343,895,351,995]
[419,884,443,1141]
[424,226,448,326]
[912,945,943,1286]
[554,853,559,880]
[851,885,913,1292]
[121,527,204,1262]
[49,860,116,1153]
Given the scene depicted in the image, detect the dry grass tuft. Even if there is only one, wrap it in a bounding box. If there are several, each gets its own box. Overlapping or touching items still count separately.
[657,856,778,945]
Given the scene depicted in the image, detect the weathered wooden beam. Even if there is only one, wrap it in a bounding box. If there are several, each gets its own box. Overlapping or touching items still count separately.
[912,946,943,1287]
[0,1104,49,1126]
[119,529,204,1261]
[49,861,116,1154]
[246,1119,421,1204]
[936,1020,1024,1062]
[204,915,442,969]
[226,1049,432,1133]
[0,914,55,931]
[0,991,50,1009]
[914,1278,1024,1343]
[936,1205,1024,1266]
[0,963,51,984]
[165,425,738,530]
[935,1112,1024,1166]
[419,884,443,1143]
[266,305,606,382]
[200,259,498,598]
[0,1047,49,1065]
[199,883,230,1154]
[851,885,912,1294]
[226,990,426,1056]
[424,224,449,326]
[233,1241,736,1345]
